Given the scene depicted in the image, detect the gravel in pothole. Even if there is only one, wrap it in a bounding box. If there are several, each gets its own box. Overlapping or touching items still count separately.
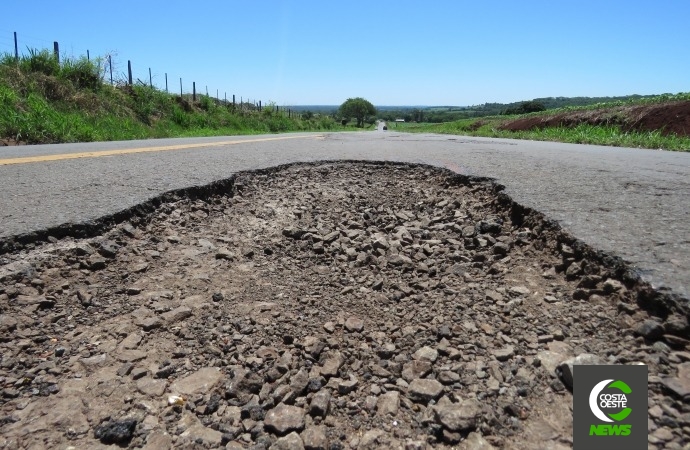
[0,163,688,449]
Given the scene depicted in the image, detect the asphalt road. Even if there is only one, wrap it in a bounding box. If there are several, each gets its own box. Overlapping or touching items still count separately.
[1,131,688,299]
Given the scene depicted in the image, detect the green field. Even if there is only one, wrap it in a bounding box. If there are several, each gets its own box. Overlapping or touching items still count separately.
[390,94,690,152]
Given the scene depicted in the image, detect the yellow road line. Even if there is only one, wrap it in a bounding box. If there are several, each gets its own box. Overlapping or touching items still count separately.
[0,135,323,166]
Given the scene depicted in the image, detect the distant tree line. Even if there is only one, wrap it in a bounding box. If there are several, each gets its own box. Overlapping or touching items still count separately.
[502,101,546,115]
[373,94,659,123]
[287,94,661,124]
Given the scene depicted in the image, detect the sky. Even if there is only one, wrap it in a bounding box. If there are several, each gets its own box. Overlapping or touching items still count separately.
[1,0,688,106]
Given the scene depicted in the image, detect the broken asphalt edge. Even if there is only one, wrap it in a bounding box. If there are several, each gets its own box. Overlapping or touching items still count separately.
[0,159,687,329]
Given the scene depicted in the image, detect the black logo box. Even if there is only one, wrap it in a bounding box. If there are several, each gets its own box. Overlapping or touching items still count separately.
[573,364,648,450]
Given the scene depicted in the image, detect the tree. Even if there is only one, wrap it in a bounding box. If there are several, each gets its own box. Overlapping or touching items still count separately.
[503,101,546,115]
[339,97,376,127]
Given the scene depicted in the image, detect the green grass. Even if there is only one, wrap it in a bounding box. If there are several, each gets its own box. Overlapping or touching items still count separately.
[0,48,347,144]
[388,92,690,151]
[539,92,690,114]
[394,113,690,152]
[6,46,684,149]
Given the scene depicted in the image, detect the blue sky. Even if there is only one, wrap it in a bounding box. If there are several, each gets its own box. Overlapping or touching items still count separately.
[1,0,688,106]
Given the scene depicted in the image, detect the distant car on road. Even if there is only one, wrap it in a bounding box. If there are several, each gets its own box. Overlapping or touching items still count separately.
[382,125,387,131]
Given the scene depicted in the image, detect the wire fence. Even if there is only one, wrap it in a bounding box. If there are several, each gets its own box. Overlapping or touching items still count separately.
[3,31,298,117]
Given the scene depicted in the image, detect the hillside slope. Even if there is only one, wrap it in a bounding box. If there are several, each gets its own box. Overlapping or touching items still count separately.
[500,99,690,137]
[0,50,339,146]
[396,94,690,151]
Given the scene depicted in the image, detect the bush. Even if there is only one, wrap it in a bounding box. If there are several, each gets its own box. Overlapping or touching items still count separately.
[268,115,292,132]
[129,84,173,124]
[504,101,546,115]
[171,104,190,127]
[199,95,215,111]
[21,49,60,76]
[0,52,17,66]
[60,57,102,91]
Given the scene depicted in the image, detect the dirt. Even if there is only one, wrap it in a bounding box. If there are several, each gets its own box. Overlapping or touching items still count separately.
[467,121,486,132]
[0,139,24,147]
[0,162,688,449]
[175,96,194,113]
[499,100,690,137]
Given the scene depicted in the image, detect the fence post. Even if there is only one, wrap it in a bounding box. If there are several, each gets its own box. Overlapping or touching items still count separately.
[233,94,235,107]
[259,100,261,111]
[225,92,227,104]
[87,50,90,61]
[14,32,19,62]
[205,85,208,96]
[149,68,152,88]
[193,82,196,101]
[127,60,133,85]
[109,55,113,85]
[165,73,168,93]
[53,41,59,64]
[180,78,182,97]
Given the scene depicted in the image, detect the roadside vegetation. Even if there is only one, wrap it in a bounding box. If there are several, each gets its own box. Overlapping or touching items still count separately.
[0,49,345,145]
[391,93,690,151]
[395,120,690,151]
[3,47,687,151]
[376,94,680,123]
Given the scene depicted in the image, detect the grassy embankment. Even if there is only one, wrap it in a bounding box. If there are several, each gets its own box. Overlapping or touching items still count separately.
[393,94,690,151]
[0,49,348,145]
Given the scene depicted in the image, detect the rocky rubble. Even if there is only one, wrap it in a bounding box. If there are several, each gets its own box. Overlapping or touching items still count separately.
[0,162,688,449]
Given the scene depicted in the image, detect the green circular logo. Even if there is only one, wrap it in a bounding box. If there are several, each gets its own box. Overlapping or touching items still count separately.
[589,379,632,422]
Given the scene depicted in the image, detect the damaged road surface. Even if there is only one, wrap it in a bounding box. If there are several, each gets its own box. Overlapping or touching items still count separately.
[0,163,689,449]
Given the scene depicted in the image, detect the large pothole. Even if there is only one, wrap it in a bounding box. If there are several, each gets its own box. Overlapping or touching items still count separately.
[0,162,687,449]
